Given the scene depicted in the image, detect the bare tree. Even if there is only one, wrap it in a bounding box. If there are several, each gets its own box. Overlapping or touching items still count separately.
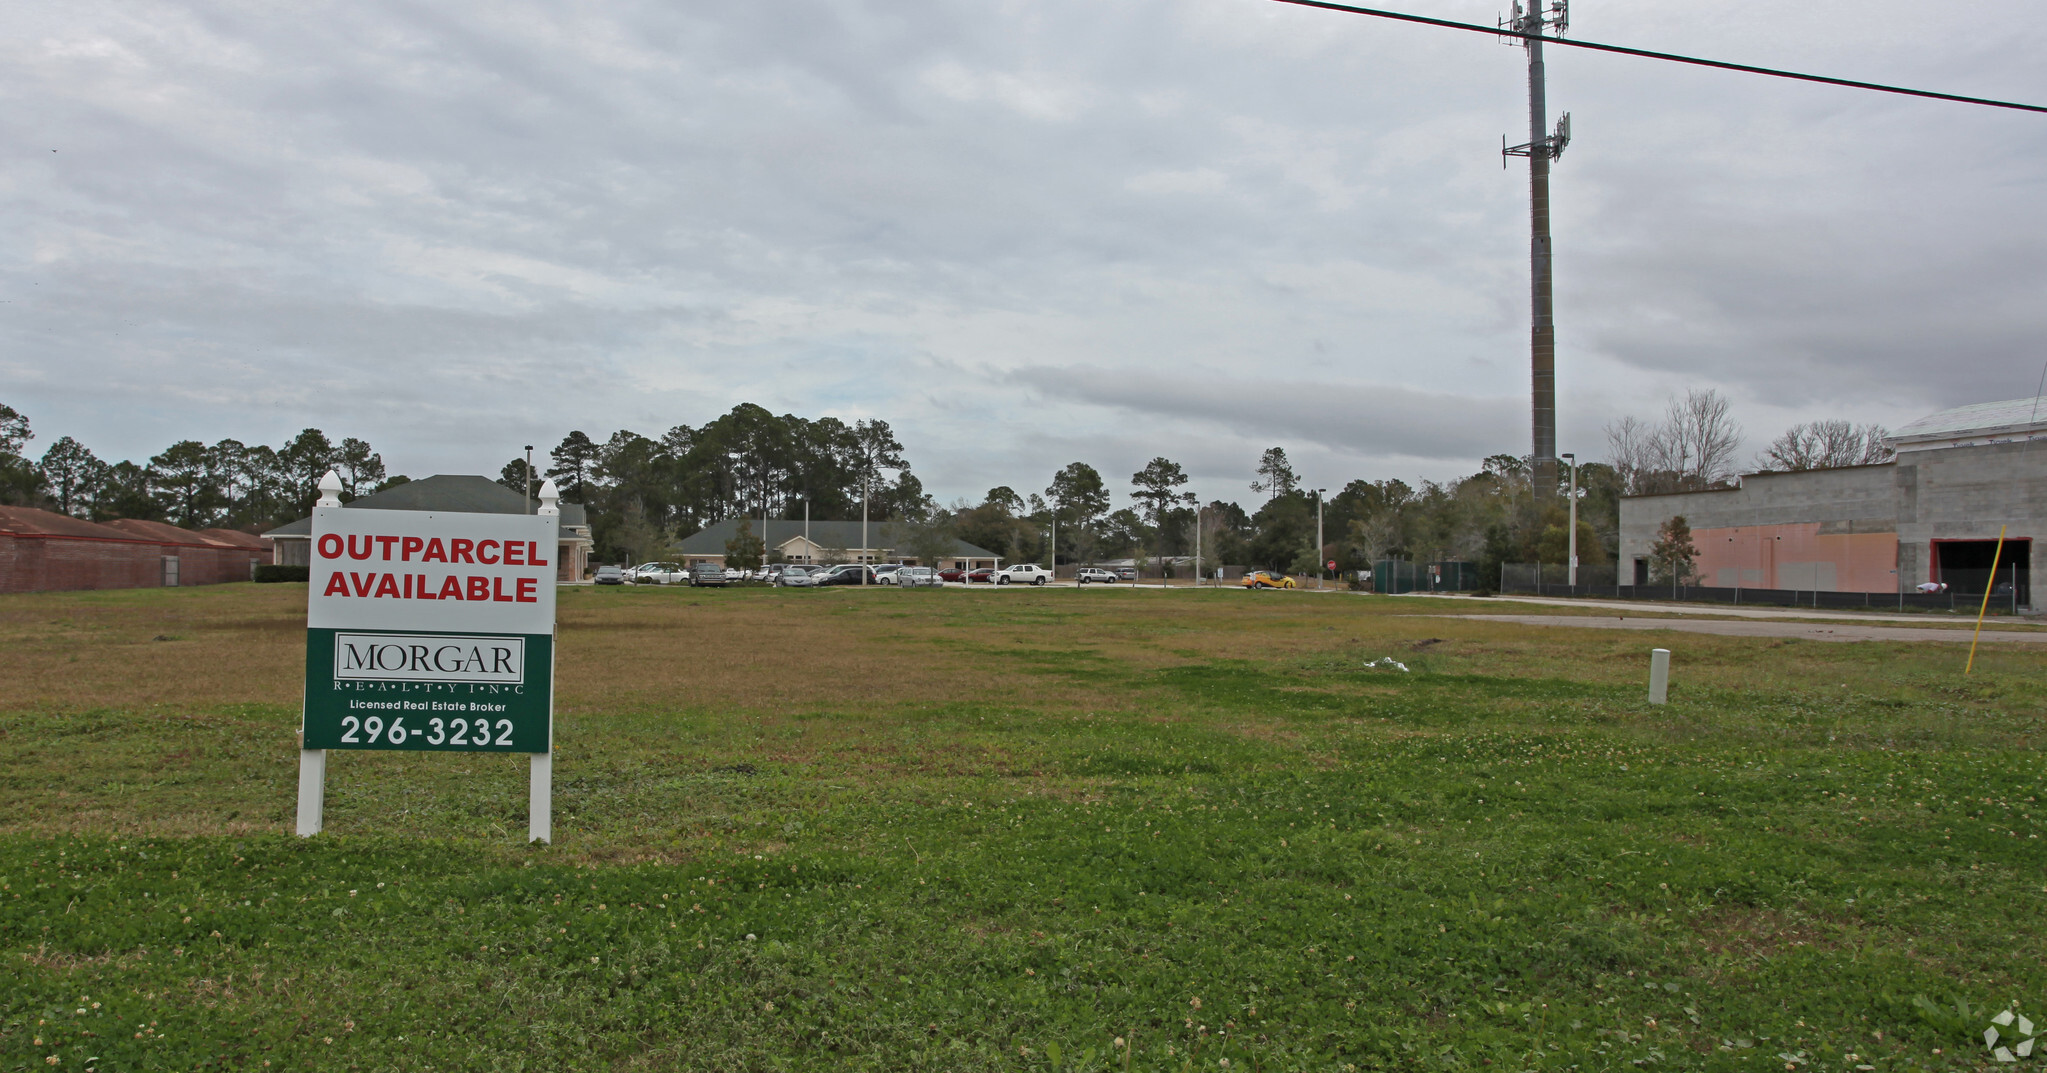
[1603,415,1661,496]
[1602,390,1743,495]
[1755,420,1893,472]
[1661,389,1743,488]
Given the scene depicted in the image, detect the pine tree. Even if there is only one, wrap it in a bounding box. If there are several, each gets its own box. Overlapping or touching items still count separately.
[1648,515,1699,585]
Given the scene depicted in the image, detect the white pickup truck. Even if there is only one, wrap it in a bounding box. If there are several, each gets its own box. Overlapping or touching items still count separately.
[995,564,1053,586]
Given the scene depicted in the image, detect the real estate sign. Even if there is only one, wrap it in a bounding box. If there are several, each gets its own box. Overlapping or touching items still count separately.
[302,506,557,753]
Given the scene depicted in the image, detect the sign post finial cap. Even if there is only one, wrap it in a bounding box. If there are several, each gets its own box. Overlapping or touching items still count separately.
[537,478,560,517]
[316,470,344,508]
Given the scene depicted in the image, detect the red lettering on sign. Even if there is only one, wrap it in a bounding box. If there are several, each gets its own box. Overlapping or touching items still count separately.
[403,573,413,599]
[515,577,537,603]
[317,534,344,559]
[505,541,525,565]
[347,535,375,561]
[376,535,400,560]
[323,572,350,596]
[375,573,401,598]
[417,574,435,599]
[528,541,549,567]
[477,539,500,565]
[350,572,375,597]
[466,576,490,601]
[422,538,448,563]
[400,537,424,561]
[437,576,464,600]
[451,539,475,564]
[491,576,513,602]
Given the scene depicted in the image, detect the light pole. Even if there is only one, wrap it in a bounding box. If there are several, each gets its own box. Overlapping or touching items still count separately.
[523,445,534,514]
[861,474,869,586]
[1194,503,1202,590]
[1561,452,1578,587]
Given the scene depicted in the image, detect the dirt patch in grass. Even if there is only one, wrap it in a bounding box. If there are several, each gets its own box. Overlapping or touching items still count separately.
[1691,908,1835,959]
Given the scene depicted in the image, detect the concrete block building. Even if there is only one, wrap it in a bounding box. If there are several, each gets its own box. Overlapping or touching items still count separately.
[1619,397,2047,602]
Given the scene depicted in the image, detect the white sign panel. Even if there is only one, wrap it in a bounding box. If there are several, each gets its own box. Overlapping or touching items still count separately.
[308,506,557,634]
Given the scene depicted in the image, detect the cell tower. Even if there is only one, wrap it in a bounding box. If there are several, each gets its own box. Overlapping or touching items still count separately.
[1503,0,1571,502]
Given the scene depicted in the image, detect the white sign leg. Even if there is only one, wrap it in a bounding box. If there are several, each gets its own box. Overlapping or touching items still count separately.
[295,748,327,836]
[529,752,552,843]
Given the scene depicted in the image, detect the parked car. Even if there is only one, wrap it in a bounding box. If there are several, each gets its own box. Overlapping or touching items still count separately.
[996,564,1053,586]
[629,562,687,585]
[937,567,967,582]
[895,566,942,587]
[688,562,728,587]
[1240,570,1297,589]
[872,564,905,585]
[723,567,746,582]
[768,564,813,586]
[594,564,626,585]
[814,565,877,586]
[1076,567,1116,584]
[967,567,998,583]
[1115,567,1138,581]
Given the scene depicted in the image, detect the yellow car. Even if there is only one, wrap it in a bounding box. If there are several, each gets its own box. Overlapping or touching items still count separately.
[1240,571,1297,589]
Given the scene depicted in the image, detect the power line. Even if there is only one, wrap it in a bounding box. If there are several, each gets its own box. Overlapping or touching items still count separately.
[1268,0,2047,115]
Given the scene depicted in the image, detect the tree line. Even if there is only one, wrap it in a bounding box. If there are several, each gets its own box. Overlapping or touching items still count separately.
[0,402,393,530]
[1,389,1892,580]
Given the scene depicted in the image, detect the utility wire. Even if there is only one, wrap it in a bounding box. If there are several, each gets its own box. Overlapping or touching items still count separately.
[1269,0,2047,115]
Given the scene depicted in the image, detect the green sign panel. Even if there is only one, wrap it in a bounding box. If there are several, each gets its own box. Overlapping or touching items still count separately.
[302,628,552,752]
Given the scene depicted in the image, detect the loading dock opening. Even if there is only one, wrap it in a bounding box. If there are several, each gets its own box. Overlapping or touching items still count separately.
[1932,538,2030,604]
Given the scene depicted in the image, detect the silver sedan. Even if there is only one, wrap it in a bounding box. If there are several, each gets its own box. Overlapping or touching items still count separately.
[894,566,943,587]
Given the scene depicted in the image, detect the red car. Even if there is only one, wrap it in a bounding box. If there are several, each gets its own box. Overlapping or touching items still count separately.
[968,567,997,583]
[938,568,967,582]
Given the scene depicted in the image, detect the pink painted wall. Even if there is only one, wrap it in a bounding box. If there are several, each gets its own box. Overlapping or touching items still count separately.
[1691,523,1898,592]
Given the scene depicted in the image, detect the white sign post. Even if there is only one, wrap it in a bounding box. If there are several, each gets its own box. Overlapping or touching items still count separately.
[295,472,561,842]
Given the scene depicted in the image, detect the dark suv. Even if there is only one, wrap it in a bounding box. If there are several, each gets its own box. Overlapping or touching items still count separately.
[688,562,728,587]
[814,565,876,586]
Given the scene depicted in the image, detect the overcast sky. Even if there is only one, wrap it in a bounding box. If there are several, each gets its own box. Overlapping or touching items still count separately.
[5,0,2044,509]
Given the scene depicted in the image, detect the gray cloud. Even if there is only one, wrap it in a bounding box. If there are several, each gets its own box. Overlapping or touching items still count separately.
[4,0,2043,509]
[1006,365,1522,462]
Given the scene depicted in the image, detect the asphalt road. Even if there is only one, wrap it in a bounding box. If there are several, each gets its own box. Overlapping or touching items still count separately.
[1436,614,2047,645]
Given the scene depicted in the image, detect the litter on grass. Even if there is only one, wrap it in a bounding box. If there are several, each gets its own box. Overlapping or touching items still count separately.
[1363,657,1409,672]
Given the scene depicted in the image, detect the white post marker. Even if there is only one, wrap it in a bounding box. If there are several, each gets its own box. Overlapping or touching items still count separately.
[294,470,560,842]
[1648,648,1671,705]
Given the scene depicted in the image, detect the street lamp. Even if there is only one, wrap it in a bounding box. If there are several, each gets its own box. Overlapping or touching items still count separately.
[1561,452,1578,587]
[523,445,534,514]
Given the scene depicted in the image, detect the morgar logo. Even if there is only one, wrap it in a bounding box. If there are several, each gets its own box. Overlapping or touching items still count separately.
[334,633,525,685]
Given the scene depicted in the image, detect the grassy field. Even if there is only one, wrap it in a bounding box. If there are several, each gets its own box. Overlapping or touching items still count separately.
[2,582,2044,1072]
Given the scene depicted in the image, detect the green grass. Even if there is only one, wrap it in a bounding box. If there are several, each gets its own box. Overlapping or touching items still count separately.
[3,584,2045,1071]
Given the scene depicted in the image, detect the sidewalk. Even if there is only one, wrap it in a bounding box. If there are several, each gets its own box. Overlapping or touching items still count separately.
[1395,591,2047,629]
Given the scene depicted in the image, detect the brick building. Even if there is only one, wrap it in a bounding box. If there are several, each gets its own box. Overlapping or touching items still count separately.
[0,507,269,594]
